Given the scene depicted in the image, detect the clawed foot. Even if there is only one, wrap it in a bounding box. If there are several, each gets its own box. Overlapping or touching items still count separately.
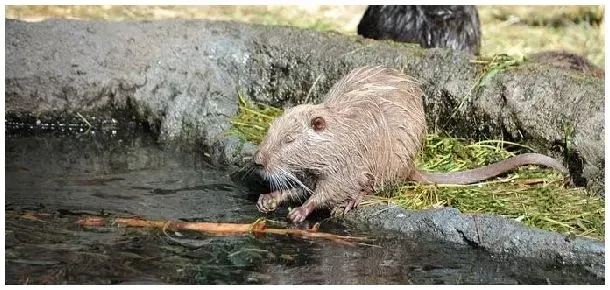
[344,194,364,212]
[331,173,374,216]
[257,191,282,213]
[330,194,364,216]
[287,206,312,223]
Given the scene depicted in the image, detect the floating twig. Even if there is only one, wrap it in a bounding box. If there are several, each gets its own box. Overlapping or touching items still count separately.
[76,216,371,246]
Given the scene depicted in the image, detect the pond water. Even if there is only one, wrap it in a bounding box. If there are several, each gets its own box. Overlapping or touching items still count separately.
[4,126,603,285]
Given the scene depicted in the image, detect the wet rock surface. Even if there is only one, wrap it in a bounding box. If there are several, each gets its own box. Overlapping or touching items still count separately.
[343,205,604,280]
[5,19,605,282]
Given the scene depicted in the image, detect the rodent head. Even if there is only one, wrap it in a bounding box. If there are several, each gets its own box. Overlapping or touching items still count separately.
[254,103,333,190]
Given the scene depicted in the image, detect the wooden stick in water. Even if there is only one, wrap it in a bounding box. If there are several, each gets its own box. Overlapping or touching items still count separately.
[76,216,370,246]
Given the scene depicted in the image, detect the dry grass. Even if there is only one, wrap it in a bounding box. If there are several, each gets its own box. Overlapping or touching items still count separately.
[5,5,604,67]
[4,5,366,33]
[478,6,605,67]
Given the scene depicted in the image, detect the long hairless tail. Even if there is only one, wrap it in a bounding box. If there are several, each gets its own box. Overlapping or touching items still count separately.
[409,153,569,185]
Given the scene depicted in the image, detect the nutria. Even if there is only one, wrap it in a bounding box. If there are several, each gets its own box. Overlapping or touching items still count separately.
[528,51,604,79]
[357,5,481,55]
[253,66,568,223]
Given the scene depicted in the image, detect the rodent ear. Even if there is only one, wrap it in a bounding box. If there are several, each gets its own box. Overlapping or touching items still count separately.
[311,116,326,131]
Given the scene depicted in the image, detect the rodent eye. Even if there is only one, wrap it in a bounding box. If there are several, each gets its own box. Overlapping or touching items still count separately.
[311,116,326,131]
[283,135,295,144]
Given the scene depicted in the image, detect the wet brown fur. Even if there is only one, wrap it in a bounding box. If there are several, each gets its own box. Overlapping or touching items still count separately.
[254,66,569,222]
[529,51,604,79]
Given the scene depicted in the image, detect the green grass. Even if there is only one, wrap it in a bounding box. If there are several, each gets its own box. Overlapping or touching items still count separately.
[229,98,604,240]
[386,134,603,239]
[453,54,526,114]
[228,92,284,144]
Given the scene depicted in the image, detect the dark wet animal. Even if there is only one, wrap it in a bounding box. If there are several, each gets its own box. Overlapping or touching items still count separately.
[529,50,604,79]
[357,5,481,55]
[253,66,569,222]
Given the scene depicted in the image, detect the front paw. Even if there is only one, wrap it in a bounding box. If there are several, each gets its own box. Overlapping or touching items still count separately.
[257,192,280,213]
[287,206,311,223]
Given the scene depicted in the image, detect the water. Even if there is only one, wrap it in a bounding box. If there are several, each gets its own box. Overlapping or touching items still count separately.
[4,128,602,285]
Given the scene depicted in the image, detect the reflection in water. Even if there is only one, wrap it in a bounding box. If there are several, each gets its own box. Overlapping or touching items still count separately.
[5,133,603,285]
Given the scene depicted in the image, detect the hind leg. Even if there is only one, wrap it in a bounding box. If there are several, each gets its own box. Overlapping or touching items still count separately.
[331,172,375,216]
